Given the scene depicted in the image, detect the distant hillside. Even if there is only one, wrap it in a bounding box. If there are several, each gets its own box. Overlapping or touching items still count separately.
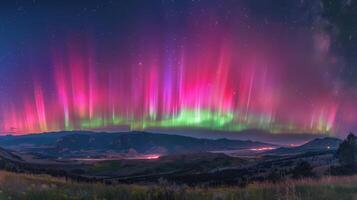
[0,131,75,148]
[266,137,342,155]
[0,147,23,162]
[0,134,343,186]
[0,131,271,158]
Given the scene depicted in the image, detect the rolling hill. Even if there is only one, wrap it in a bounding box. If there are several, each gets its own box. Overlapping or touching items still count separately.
[0,131,273,158]
[266,137,342,155]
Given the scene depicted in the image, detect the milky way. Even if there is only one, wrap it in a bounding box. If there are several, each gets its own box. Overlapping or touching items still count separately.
[0,0,355,136]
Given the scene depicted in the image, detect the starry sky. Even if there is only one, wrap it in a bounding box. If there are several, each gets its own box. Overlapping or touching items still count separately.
[0,0,356,138]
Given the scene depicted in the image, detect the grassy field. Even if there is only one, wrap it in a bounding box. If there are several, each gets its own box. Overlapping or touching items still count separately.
[0,171,356,200]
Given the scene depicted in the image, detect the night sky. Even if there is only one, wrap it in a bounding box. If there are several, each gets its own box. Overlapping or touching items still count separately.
[0,0,356,138]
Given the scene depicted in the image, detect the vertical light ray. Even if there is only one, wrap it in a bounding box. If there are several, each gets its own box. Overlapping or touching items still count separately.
[34,84,47,131]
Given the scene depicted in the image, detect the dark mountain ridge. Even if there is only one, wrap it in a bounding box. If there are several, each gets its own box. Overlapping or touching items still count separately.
[55,132,270,153]
[0,132,343,186]
[0,131,273,158]
[266,137,342,155]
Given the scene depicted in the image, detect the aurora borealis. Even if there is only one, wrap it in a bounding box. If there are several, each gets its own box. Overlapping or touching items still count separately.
[0,0,356,137]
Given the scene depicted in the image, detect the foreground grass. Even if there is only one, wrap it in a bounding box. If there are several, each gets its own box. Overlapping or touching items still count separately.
[0,171,356,200]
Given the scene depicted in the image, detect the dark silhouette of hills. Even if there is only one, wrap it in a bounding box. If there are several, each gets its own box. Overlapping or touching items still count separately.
[266,137,342,155]
[0,132,345,186]
[0,131,271,158]
[0,131,343,159]
[55,132,270,153]
[0,131,75,147]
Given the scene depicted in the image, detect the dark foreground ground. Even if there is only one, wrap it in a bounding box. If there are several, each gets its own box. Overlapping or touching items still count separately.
[0,170,356,200]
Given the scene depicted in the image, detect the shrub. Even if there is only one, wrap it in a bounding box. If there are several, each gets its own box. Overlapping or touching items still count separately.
[267,169,282,183]
[291,161,315,179]
[336,133,357,167]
